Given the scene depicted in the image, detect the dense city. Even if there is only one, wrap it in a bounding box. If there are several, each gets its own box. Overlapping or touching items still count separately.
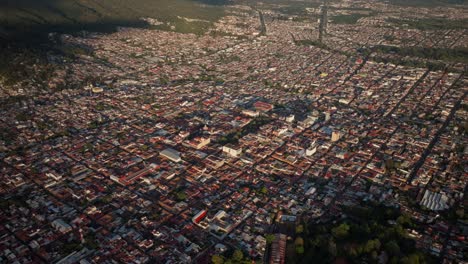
[0,0,467,263]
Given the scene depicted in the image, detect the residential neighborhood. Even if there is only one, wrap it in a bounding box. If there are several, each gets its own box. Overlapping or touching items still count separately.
[0,0,467,263]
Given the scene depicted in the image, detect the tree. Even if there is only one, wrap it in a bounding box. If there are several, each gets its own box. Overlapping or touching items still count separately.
[296,224,304,234]
[355,223,371,239]
[294,237,304,246]
[84,233,99,249]
[328,239,337,257]
[176,191,187,201]
[397,214,413,227]
[265,234,275,244]
[332,223,350,240]
[385,159,395,171]
[140,145,149,151]
[364,239,381,253]
[385,241,400,256]
[402,253,423,264]
[212,255,224,264]
[296,245,305,254]
[347,246,358,258]
[232,249,243,262]
[455,208,464,219]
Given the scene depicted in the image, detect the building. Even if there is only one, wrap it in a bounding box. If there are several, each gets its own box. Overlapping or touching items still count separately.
[223,144,243,157]
[210,210,233,234]
[306,141,318,156]
[331,131,341,142]
[160,148,182,162]
[254,101,274,112]
[52,219,72,233]
[46,172,62,181]
[215,243,227,253]
[192,210,207,224]
[285,115,295,123]
[242,109,260,117]
[269,234,287,264]
[185,137,211,149]
[305,186,317,196]
[318,1,328,43]
[420,190,450,211]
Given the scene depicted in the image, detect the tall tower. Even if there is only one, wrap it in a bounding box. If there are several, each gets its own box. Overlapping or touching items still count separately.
[318,0,328,43]
[258,10,267,36]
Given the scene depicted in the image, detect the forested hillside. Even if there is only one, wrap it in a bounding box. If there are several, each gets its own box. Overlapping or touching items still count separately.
[0,0,228,39]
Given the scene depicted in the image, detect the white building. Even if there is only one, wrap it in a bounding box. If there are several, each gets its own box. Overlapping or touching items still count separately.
[52,219,72,233]
[160,148,182,162]
[420,190,450,211]
[222,144,242,157]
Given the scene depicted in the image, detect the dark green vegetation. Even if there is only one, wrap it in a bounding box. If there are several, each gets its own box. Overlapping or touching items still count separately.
[150,19,213,35]
[272,2,320,17]
[388,18,468,30]
[259,0,321,22]
[0,40,100,94]
[212,249,251,264]
[383,0,467,7]
[289,202,436,264]
[0,0,228,40]
[218,115,273,144]
[0,46,55,86]
[331,13,373,24]
[370,45,468,64]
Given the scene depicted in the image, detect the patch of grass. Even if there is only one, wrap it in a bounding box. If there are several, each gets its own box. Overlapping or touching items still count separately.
[151,18,213,35]
[274,3,319,17]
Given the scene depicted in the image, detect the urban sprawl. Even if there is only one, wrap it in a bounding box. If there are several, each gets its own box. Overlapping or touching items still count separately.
[0,0,467,263]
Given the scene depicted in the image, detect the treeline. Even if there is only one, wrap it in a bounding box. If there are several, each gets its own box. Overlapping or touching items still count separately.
[371,56,447,71]
[388,18,468,30]
[386,0,467,7]
[150,19,213,35]
[0,0,227,41]
[368,45,468,64]
[292,202,436,264]
[212,249,250,264]
[331,13,373,25]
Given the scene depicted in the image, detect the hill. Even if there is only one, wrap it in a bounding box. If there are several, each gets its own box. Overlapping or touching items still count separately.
[0,0,229,40]
[382,0,467,7]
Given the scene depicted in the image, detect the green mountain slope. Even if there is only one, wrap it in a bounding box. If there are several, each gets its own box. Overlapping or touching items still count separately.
[0,0,228,39]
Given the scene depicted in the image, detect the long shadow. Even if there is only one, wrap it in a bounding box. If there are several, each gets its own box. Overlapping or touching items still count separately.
[0,19,150,45]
